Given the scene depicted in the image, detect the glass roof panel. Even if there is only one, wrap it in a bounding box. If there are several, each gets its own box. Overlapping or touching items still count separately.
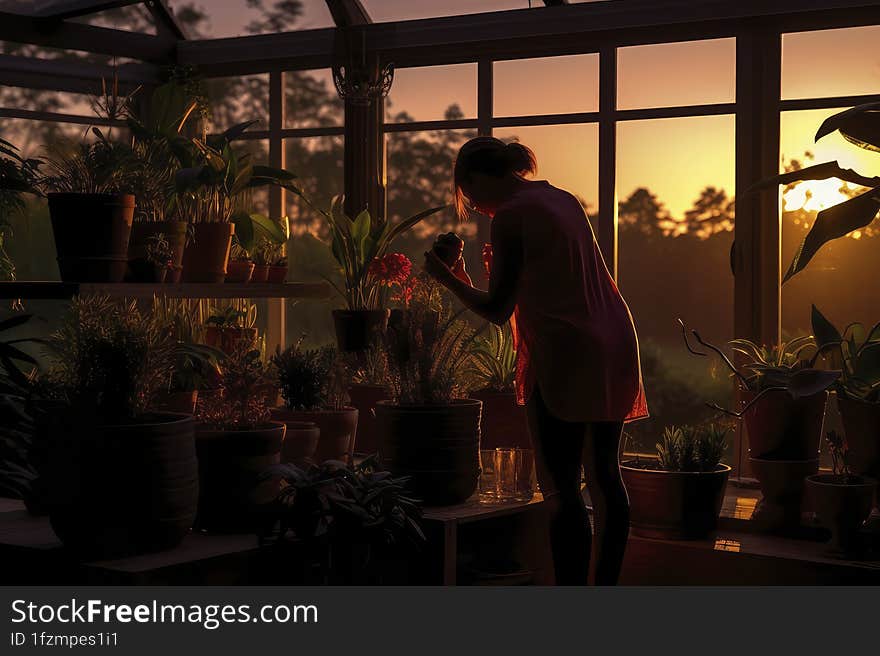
[166,0,335,38]
[361,1,529,22]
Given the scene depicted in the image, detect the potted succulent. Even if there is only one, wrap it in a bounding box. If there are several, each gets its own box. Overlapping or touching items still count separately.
[375,280,482,506]
[315,197,445,351]
[680,320,839,530]
[270,343,359,464]
[38,296,199,558]
[464,322,530,451]
[203,304,258,355]
[0,137,41,282]
[194,342,285,532]
[806,430,877,555]
[622,424,731,540]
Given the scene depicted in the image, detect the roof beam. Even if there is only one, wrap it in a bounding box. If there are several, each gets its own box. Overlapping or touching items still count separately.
[0,53,161,95]
[325,0,371,27]
[541,1,569,5]
[29,1,144,20]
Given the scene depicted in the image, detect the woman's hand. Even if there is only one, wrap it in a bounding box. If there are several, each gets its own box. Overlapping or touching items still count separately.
[423,250,455,286]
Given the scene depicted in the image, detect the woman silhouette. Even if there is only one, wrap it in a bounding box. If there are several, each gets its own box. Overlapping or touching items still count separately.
[424,136,648,585]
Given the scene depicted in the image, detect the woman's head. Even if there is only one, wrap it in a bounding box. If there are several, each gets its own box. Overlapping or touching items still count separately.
[453,136,537,219]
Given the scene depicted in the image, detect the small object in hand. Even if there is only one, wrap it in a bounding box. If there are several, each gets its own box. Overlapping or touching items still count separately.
[432,232,465,267]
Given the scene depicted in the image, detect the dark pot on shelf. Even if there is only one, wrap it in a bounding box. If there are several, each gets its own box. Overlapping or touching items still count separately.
[128,258,167,283]
[348,383,387,456]
[332,309,390,352]
[621,461,731,539]
[267,264,288,284]
[271,407,358,463]
[837,394,880,478]
[203,326,258,355]
[225,259,255,283]
[806,473,876,555]
[127,220,187,282]
[469,389,530,451]
[153,390,198,415]
[278,421,320,467]
[375,399,482,506]
[48,192,135,282]
[251,263,269,283]
[743,389,827,460]
[181,222,234,283]
[195,422,286,533]
[749,457,818,532]
[46,412,198,558]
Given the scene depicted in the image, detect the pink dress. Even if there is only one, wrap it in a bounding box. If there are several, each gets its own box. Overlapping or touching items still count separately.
[500,181,648,423]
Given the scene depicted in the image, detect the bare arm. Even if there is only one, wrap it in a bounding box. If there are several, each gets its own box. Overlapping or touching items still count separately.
[424,209,522,325]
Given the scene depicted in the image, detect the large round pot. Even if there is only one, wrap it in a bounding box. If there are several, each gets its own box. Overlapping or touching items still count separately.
[47,412,198,558]
[837,394,880,478]
[348,383,387,456]
[48,192,134,282]
[225,259,254,283]
[195,422,286,532]
[621,461,731,539]
[271,407,358,463]
[806,473,876,554]
[743,389,827,460]
[203,326,258,355]
[126,220,187,282]
[375,399,482,506]
[469,389,530,450]
[181,222,234,283]
[332,309,390,352]
[749,456,818,532]
[279,421,320,467]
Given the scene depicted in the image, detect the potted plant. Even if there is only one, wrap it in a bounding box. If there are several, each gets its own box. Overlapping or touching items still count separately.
[228,213,290,283]
[0,137,41,283]
[225,244,255,283]
[679,319,840,530]
[128,232,173,283]
[622,424,731,540]
[36,296,198,558]
[194,342,285,532]
[203,304,258,355]
[375,280,482,506]
[259,458,425,584]
[346,344,390,457]
[315,197,445,351]
[464,322,531,451]
[271,343,359,464]
[806,430,876,555]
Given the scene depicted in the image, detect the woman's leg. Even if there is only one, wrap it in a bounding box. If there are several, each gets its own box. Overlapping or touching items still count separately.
[581,421,629,585]
[526,388,591,585]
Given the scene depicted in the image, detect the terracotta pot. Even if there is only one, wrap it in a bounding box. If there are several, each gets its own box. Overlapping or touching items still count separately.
[48,192,134,282]
[271,407,359,463]
[128,259,168,283]
[806,473,876,554]
[153,390,198,415]
[203,326,258,355]
[195,422,286,532]
[267,264,288,284]
[251,263,269,283]
[47,412,198,558]
[278,421,320,466]
[225,259,255,283]
[622,461,731,539]
[469,389,530,450]
[743,389,827,460]
[347,383,387,456]
[181,222,234,283]
[837,394,880,478]
[127,220,187,282]
[375,399,482,506]
[749,456,818,532]
[332,309,390,352]
[167,265,183,283]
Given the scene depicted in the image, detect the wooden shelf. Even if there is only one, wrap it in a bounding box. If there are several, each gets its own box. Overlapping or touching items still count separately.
[0,281,332,300]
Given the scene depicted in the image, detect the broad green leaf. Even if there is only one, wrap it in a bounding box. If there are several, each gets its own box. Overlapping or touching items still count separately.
[811,305,842,350]
[231,210,256,254]
[248,213,288,244]
[747,160,880,193]
[815,102,880,152]
[786,368,840,399]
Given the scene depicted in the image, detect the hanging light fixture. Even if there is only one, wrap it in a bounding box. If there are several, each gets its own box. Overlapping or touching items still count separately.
[332,28,394,105]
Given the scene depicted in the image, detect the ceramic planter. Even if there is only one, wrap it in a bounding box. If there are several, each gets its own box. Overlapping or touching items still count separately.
[251,263,269,283]
[127,220,187,282]
[332,309,390,352]
[743,389,827,460]
[271,407,359,463]
[375,399,482,506]
[837,395,880,479]
[46,412,198,558]
[621,461,731,539]
[153,390,198,415]
[181,222,234,283]
[203,326,258,355]
[128,259,168,283]
[48,192,135,283]
[267,264,288,284]
[278,420,321,467]
[225,259,255,283]
[749,456,818,532]
[347,383,387,456]
[806,473,876,555]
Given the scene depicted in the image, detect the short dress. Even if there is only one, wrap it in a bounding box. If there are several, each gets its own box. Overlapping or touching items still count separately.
[497,181,648,424]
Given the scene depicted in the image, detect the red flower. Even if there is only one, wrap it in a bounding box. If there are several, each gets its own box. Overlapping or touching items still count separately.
[369,253,412,287]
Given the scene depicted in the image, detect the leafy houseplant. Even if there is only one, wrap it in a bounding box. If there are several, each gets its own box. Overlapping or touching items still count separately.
[346,344,390,457]
[805,431,877,555]
[316,197,445,351]
[38,296,199,558]
[129,232,173,283]
[260,458,425,584]
[270,343,359,464]
[464,323,530,451]
[195,342,286,532]
[0,137,41,283]
[203,304,258,355]
[375,281,483,506]
[234,214,290,284]
[621,424,732,539]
